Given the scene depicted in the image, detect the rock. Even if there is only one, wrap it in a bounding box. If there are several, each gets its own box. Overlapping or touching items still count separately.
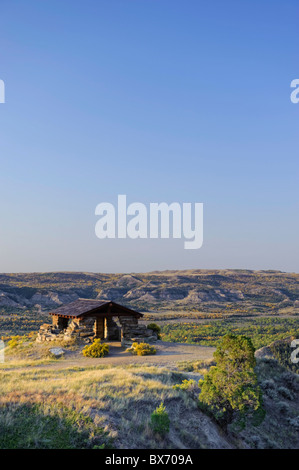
[121,338,135,348]
[255,346,274,359]
[79,330,94,338]
[49,347,65,358]
[255,336,294,360]
[145,335,158,343]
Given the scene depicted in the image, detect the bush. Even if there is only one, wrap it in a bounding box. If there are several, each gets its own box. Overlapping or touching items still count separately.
[198,334,264,425]
[173,379,197,392]
[277,386,295,401]
[277,401,290,415]
[126,342,156,356]
[82,339,109,358]
[287,416,299,429]
[7,336,23,349]
[250,435,262,449]
[173,379,198,400]
[261,379,275,391]
[280,371,299,393]
[263,387,277,399]
[150,402,170,435]
[260,379,277,398]
[147,323,161,339]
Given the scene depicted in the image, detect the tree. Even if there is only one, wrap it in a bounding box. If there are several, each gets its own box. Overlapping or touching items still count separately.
[198,334,264,425]
[150,402,170,435]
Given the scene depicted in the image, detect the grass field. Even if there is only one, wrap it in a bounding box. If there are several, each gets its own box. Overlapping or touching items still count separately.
[0,360,227,449]
[0,352,298,449]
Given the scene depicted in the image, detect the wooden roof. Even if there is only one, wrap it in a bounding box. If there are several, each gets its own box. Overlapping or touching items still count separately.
[49,298,143,319]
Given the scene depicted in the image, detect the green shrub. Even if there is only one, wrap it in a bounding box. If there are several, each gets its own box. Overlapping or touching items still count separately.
[160,317,299,350]
[147,323,161,339]
[198,334,264,425]
[82,339,109,358]
[126,342,156,356]
[173,379,197,392]
[150,402,170,435]
[7,336,22,349]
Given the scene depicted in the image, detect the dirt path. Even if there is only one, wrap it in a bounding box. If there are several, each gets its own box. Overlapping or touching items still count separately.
[59,340,216,369]
[3,341,216,371]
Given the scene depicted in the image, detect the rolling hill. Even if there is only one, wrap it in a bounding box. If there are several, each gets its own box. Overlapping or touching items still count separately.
[0,269,298,316]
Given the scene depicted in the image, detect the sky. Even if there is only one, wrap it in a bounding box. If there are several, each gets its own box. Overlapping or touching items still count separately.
[0,0,298,273]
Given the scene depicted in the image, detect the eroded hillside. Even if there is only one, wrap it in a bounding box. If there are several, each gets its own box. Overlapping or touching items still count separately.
[0,270,298,316]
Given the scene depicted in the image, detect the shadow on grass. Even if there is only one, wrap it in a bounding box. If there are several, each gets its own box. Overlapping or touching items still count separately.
[0,402,111,449]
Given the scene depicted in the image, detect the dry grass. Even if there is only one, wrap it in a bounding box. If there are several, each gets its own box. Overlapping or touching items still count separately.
[2,344,297,448]
[3,334,78,362]
[177,358,216,375]
[1,354,298,448]
[0,360,231,449]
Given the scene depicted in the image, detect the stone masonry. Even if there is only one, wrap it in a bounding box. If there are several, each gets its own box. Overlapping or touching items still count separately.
[119,316,158,348]
[36,314,158,345]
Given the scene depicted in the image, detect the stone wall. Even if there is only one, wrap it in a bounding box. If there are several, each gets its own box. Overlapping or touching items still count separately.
[36,324,65,342]
[36,317,97,343]
[119,316,158,347]
[64,317,96,341]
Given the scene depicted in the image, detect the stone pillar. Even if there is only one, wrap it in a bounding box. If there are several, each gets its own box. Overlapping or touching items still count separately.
[119,316,140,346]
[118,316,139,337]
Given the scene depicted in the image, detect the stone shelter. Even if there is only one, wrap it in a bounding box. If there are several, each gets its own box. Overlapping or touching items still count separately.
[36,298,158,347]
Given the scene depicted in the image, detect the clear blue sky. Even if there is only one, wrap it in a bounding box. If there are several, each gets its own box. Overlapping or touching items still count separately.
[0,0,298,273]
